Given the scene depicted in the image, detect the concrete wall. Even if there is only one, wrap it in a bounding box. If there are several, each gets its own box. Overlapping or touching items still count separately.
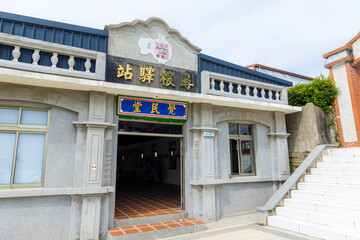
[0,84,84,240]
[332,64,358,142]
[106,18,199,72]
[0,83,118,240]
[186,103,290,222]
[286,103,335,153]
[0,196,72,240]
[352,38,360,60]
[219,182,274,217]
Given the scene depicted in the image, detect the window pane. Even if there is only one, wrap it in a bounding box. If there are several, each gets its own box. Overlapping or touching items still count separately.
[0,108,19,124]
[230,139,239,174]
[241,141,254,174]
[13,133,45,184]
[0,133,16,184]
[240,125,251,135]
[20,109,48,125]
[229,124,238,135]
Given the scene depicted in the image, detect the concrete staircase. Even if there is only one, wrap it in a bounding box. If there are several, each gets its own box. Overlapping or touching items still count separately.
[268,147,360,240]
[108,211,205,240]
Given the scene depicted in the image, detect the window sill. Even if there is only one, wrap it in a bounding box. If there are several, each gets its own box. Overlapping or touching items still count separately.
[190,176,289,186]
[0,186,115,199]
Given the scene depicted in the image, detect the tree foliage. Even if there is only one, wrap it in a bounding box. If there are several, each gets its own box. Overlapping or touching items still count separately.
[288,74,338,112]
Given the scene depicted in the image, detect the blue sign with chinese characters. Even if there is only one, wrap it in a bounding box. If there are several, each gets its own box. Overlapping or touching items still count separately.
[117,95,188,123]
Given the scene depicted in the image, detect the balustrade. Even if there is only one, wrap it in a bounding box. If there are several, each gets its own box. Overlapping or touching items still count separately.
[0,33,105,81]
[201,71,288,104]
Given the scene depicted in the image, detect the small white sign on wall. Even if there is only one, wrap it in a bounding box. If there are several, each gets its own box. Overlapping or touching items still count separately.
[203,131,215,137]
[138,34,172,64]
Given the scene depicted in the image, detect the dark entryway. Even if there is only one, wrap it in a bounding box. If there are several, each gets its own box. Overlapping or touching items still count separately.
[115,132,183,220]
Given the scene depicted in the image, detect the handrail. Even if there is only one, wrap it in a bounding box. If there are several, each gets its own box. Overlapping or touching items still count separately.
[257,144,337,214]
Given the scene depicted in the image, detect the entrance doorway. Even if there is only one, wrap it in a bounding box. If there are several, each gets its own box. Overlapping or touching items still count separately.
[115,121,184,222]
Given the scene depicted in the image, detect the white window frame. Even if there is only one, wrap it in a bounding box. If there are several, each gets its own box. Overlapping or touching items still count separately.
[0,106,50,188]
[229,123,256,176]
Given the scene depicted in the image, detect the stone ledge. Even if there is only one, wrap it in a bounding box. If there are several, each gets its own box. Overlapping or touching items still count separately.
[190,176,288,186]
[0,186,115,199]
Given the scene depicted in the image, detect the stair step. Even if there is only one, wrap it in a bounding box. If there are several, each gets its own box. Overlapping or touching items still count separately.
[269,148,360,239]
[297,182,360,196]
[108,218,205,240]
[268,215,360,240]
[115,212,187,227]
[290,190,360,207]
[328,147,360,156]
[275,207,360,232]
[284,198,360,218]
[310,167,360,176]
[304,174,360,185]
[322,155,360,163]
[317,162,360,169]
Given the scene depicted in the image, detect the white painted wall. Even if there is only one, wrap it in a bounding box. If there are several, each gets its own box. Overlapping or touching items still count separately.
[255,67,311,86]
[333,63,358,142]
[352,38,360,60]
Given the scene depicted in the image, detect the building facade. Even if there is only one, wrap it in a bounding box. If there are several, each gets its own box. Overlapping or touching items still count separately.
[0,12,300,240]
[246,64,312,86]
[324,33,360,148]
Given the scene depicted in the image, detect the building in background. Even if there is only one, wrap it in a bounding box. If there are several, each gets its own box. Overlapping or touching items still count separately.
[324,33,360,148]
[0,11,300,240]
[246,64,312,86]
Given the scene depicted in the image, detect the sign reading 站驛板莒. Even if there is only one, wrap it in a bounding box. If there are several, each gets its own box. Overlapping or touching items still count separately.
[117,95,188,123]
[106,56,198,93]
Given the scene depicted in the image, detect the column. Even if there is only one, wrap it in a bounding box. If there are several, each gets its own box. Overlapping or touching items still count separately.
[69,92,116,240]
[190,103,219,222]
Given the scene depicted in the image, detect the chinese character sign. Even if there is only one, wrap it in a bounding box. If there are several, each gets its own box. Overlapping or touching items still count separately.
[117,96,188,123]
[106,56,198,93]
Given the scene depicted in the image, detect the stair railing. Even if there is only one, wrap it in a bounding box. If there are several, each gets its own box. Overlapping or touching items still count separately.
[256,144,337,225]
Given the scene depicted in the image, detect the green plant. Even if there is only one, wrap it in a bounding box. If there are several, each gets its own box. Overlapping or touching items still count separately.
[288,74,338,112]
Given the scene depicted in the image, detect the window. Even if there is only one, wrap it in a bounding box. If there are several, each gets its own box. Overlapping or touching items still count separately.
[0,107,49,188]
[229,123,255,175]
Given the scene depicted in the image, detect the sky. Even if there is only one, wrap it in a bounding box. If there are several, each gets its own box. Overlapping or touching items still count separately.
[2,0,360,78]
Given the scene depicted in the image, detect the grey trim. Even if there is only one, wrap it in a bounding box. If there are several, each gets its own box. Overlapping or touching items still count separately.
[0,186,115,198]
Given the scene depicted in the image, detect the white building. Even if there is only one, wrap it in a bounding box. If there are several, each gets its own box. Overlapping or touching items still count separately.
[0,12,300,240]
[246,64,312,86]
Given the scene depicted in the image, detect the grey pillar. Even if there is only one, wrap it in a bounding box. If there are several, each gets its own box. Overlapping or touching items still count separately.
[190,103,220,222]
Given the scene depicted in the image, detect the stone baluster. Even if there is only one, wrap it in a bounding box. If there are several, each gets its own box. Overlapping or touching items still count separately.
[253,87,258,97]
[237,84,242,95]
[245,86,250,96]
[12,46,21,62]
[275,91,280,101]
[85,58,91,72]
[220,80,224,92]
[261,88,265,98]
[269,90,273,100]
[229,82,233,93]
[51,53,58,68]
[210,78,215,90]
[32,49,40,65]
[68,55,75,70]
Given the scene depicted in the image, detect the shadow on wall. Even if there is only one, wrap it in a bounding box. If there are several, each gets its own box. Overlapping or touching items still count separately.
[286,103,338,172]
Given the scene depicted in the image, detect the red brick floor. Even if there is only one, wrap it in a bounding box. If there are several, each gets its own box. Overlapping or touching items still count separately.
[109,219,205,236]
[114,181,185,220]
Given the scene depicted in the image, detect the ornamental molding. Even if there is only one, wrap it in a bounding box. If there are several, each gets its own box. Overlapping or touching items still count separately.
[105,17,201,53]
